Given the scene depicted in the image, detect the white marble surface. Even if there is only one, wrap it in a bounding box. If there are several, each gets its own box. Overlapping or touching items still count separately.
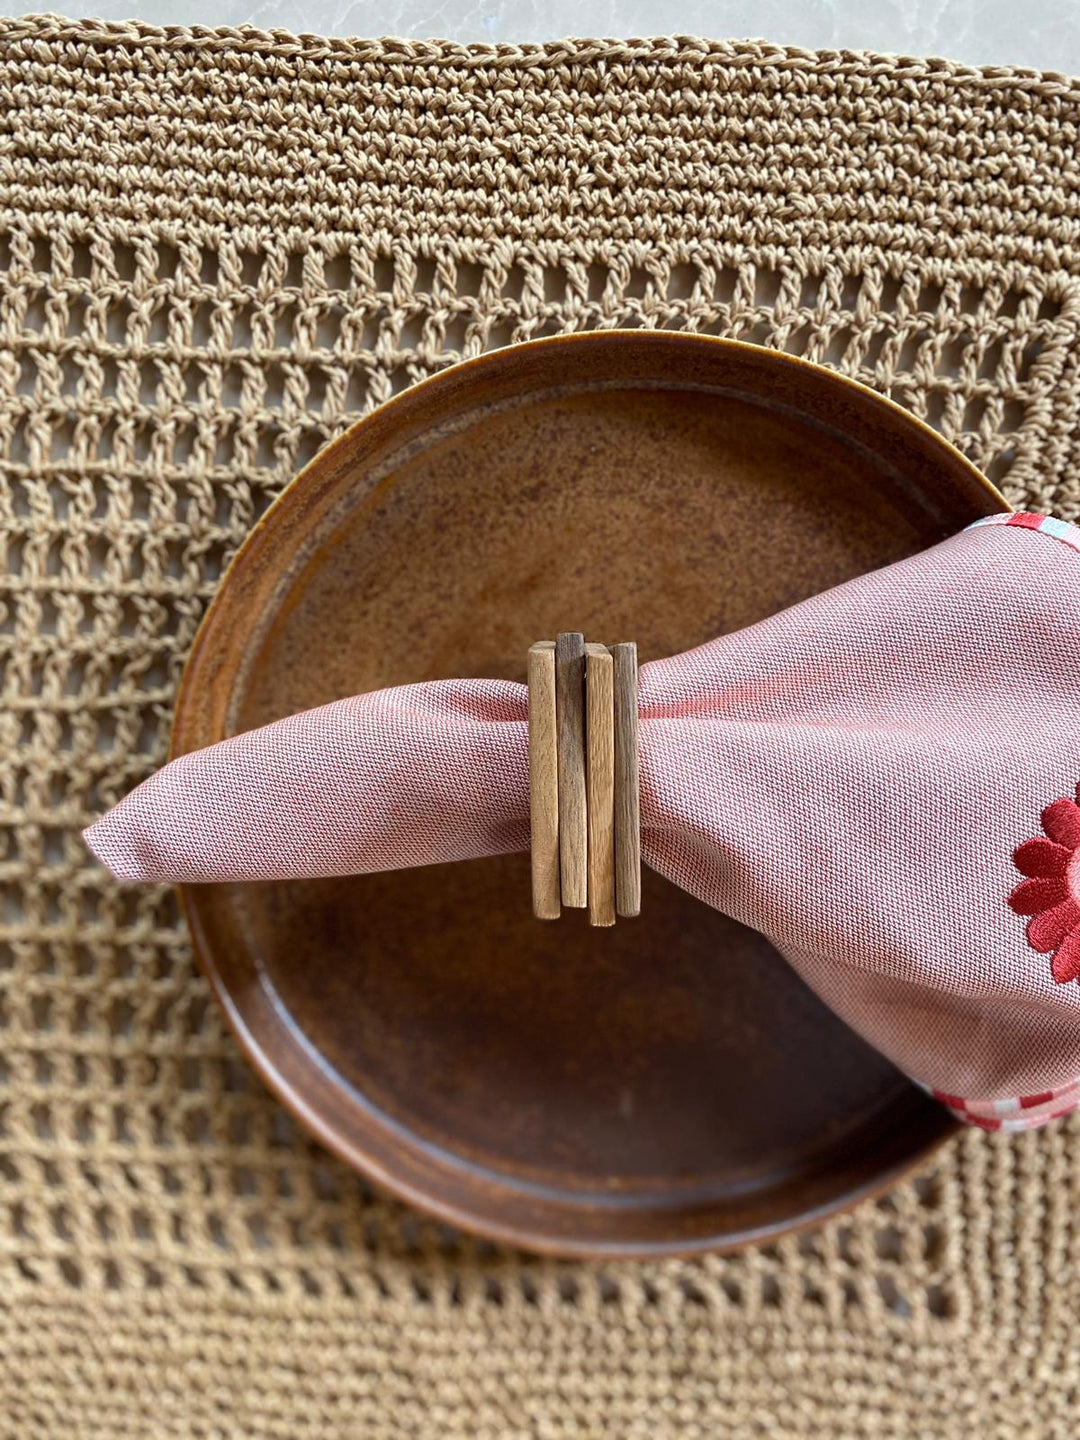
[33,1,1080,75]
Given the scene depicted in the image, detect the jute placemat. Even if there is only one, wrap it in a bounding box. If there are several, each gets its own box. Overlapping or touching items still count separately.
[2,16,1080,1436]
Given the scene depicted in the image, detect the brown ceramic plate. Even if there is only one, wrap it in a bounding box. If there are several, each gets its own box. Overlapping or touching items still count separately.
[175,333,1006,1257]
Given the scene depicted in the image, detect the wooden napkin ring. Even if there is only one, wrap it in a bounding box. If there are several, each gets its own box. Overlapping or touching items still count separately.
[528,635,640,925]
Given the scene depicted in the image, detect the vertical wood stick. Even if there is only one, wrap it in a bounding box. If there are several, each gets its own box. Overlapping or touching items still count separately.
[585,643,616,928]
[612,641,641,918]
[555,632,587,908]
[527,641,560,920]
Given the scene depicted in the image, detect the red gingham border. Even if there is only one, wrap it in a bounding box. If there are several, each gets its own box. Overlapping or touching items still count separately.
[966,510,1080,555]
[927,1080,1080,1132]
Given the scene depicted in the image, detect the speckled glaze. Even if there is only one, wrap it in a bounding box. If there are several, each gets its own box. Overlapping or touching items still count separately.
[174,333,1006,1257]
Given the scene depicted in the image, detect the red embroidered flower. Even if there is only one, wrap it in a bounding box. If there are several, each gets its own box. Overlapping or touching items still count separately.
[1010,784,1080,984]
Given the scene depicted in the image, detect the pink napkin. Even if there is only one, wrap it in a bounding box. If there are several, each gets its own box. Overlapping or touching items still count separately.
[86,512,1080,1131]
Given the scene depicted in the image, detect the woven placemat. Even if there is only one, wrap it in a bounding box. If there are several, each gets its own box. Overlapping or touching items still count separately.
[3,15,1080,1437]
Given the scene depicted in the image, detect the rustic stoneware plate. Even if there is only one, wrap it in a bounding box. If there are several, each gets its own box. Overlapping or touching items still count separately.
[175,333,1007,1257]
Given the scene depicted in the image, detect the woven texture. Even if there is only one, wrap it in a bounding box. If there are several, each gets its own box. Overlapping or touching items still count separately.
[5,15,1080,1437]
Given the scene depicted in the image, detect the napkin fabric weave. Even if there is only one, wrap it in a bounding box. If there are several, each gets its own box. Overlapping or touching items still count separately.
[85,515,1080,1130]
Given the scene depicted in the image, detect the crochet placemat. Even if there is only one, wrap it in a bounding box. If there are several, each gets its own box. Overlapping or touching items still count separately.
[3,16,1080,1437]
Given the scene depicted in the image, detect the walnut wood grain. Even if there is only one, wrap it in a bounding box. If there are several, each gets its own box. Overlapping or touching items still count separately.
[527,641,560,920]
[555,631,587,908]
[612,641,641,919]
[585,643,615,928]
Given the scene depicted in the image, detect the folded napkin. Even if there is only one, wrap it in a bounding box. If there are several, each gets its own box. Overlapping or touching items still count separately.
[86,512,1080,1131]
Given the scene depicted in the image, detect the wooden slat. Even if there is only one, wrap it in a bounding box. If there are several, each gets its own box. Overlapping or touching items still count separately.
[527,641,560,920]
[555,632,587,908]
[585,642,615,928]
[612,641,641,918]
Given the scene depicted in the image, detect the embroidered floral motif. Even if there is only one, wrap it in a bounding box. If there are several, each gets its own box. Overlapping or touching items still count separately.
[1010,784,1080,984]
